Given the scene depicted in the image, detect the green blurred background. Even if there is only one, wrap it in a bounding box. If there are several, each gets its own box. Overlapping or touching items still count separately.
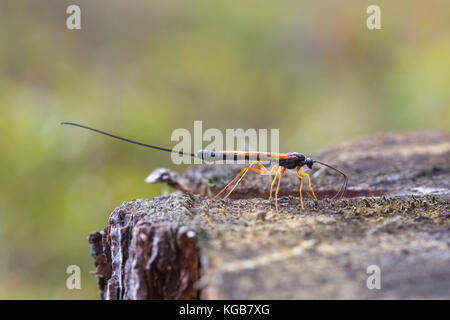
[0,0,448,299]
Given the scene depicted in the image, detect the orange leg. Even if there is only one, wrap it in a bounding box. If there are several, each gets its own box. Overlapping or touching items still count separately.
[205,166,249,204]
[206,161,278,204]
[269,170,279,200]
[224,163,278,199]
[296,166,317,209]
[224,167,252,199]
[274,167,286,213]
[298,173,304,209]
[303,172,317,200]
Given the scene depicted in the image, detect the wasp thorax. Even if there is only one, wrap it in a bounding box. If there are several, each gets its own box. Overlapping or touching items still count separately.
[288,152,306,162]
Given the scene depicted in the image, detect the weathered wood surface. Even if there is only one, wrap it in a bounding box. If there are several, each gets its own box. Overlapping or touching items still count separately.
[89,131,450,299]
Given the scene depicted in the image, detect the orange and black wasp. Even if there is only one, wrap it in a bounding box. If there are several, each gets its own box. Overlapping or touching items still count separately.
[62,122,348,213]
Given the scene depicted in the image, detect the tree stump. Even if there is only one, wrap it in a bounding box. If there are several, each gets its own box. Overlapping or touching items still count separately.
[88,131,450,299]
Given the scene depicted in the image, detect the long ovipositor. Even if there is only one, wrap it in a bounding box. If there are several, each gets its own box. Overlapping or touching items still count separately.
[61,122,295,164]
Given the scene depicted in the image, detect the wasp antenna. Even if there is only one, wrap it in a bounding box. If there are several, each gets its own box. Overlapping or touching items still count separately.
[61,122,196,158]
[313,160,348,200]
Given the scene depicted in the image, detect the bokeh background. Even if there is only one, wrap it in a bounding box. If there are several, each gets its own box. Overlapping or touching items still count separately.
[0,0,449,299]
